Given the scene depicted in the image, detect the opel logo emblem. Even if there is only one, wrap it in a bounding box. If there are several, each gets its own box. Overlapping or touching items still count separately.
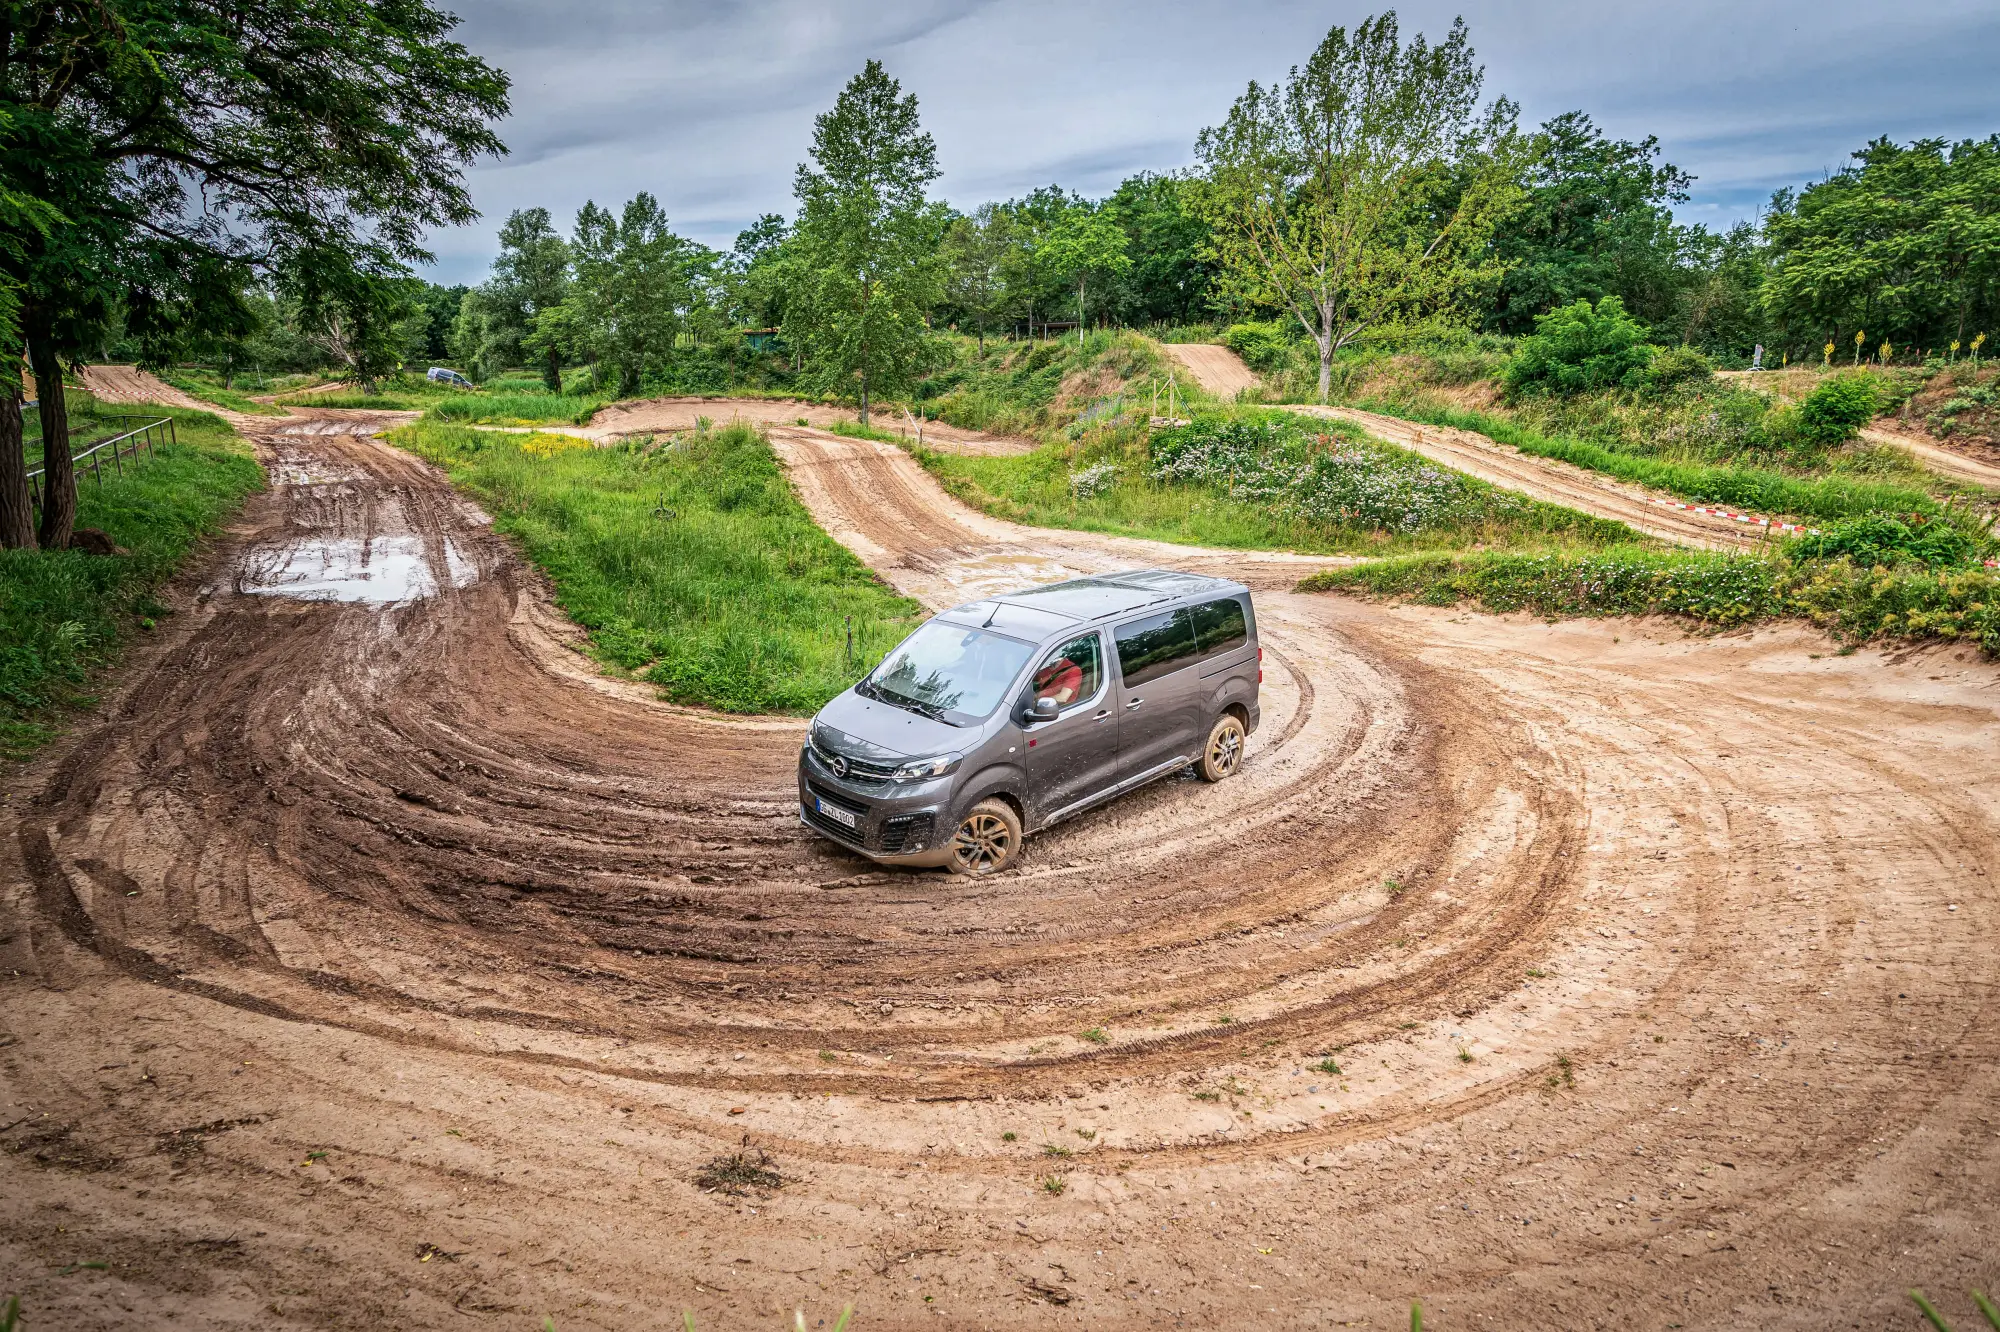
[830,754,848,778]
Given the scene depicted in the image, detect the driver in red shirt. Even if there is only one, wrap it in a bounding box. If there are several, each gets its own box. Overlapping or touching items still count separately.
[1034,654,1084,706]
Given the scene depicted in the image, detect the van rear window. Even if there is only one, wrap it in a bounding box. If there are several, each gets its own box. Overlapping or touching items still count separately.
[1114,609,1199,687]
[1190,597,1248,656]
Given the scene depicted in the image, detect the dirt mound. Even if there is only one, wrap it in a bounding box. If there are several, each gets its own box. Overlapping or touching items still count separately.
[1163,342,1261,398]
[76,364,206,410]
[3,420,1995,1329]
[590,395,1036,456]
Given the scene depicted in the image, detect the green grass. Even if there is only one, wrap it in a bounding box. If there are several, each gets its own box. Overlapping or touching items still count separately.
[914,330,1178,440]
[393,420,921,713]
[912,409,1631,557]
[1302,544,2000,655]
[1354,397,1947,524]
[1,408,264,758]
[426,392,605,426]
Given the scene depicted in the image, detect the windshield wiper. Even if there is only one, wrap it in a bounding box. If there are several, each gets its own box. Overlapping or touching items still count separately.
[881,692,951,722]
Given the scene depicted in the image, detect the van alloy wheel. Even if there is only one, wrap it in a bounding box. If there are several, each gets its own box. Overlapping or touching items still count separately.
[948,799,1021,875]
[1200,715,1246,782]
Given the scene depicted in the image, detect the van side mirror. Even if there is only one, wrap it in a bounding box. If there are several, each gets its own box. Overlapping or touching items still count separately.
[1025,696,1059,724]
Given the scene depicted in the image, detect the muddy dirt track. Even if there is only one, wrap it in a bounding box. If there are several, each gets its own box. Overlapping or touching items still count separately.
[4,407,1999,1330]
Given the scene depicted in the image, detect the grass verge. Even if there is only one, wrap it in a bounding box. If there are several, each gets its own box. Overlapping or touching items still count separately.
[1302,545,2000,654]
[1,408,264,759]
[1353,397,1949,524]
[393,420,921,713]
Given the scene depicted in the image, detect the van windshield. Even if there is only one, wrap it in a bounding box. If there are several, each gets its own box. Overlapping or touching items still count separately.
[861,622,1036,725]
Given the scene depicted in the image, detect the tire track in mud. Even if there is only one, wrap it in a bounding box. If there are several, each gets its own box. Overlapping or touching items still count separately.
[7,413,1999,1329]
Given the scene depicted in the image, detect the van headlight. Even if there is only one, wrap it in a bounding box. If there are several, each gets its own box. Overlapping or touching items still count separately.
[890,751,962,781]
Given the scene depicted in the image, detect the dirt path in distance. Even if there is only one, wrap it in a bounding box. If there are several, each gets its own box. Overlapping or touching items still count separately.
[77,364,209,412]
[591,395,1036,456]
[1859,423,2000,491]
[3,413,1997,1330]
[1163,342,1262,399]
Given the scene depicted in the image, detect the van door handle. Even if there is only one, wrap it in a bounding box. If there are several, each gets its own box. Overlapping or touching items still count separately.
[1125,698,1143,710]
[1093,708,1111,720]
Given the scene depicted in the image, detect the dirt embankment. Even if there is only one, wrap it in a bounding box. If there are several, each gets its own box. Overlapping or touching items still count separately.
[2,412,1997,1329]
[1163,342,1262,399]
[591,396,1036,456]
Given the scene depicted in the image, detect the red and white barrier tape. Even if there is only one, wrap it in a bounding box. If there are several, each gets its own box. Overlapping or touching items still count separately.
[1644,495,1819,534]
[1645,497,2000,567]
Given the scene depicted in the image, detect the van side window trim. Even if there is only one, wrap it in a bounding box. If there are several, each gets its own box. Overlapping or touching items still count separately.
[1028,629,1109,721]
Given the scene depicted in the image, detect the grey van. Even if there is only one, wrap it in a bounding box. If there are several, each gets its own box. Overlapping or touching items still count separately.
[798,570,1260,875]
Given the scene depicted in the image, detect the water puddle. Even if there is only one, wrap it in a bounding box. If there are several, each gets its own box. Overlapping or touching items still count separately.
[242,534,441,605]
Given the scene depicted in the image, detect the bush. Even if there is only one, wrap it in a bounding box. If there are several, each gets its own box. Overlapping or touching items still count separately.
[1792,373,1880,447]
[1786,513,1987,569]
[1302,545,2000,655]
[1644,345,1714,395]
[1152,415,1510,534]
[1503,296,1653,398]
[1224,321,1296,373]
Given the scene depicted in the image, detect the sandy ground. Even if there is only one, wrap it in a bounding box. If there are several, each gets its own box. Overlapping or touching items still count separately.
[1163,344,1262,400]
[77,365,210,413]
[590,397,1036,456]
[4,390,1999,1330]
[1858,424,2000,491]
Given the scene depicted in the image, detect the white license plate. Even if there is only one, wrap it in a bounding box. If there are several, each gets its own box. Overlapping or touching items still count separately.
[814,797,857,828]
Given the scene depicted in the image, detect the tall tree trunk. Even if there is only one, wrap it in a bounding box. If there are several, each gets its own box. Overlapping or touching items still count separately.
[1316,303,1334,405]
[28,331,74,551]
[0,377,33,550]
[544,346,563,394]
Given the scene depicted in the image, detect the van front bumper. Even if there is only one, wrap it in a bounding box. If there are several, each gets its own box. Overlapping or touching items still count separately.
[797,745,956,869]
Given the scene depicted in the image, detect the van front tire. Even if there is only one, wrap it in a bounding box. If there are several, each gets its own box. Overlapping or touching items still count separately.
[947,798,1021,875]
[1199,714,1246,782]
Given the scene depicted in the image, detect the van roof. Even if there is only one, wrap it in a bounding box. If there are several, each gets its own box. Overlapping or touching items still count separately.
[941,569,1249,635]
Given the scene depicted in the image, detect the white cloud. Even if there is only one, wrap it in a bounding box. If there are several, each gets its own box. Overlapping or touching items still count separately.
[420,0,2000,283]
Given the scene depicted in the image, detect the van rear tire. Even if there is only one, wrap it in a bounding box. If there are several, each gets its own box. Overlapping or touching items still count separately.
[1199,714,1246,782]
[946,798,1021,875]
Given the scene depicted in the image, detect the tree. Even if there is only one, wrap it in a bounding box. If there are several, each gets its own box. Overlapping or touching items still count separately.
[784,60,948,422]
[1103,171,1217,325]
[940,204,1010,352]
[1193,12,1523,402]
[546,194,714,395]
[0,0,508,547]
[1763,135,2000,354]
[723,212,793,333]
[1485,112,1696,336]
[1036,205,1130,342]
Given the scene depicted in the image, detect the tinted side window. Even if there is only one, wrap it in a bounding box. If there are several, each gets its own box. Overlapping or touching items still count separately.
[1032,633,1103,708]
[1190,596,1249,656]
[1114,608,1199,687]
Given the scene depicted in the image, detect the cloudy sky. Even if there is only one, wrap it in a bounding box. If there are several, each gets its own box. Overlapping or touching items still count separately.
[421,0,2000,285]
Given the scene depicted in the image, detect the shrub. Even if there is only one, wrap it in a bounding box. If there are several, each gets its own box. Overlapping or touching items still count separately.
[1791,373,1880,447]
[1503,296,1653,398]
[1786,513,1987,570]
[1644,345,1714,394]
[1224,321,1296,373]
[1151,416,1503,534]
